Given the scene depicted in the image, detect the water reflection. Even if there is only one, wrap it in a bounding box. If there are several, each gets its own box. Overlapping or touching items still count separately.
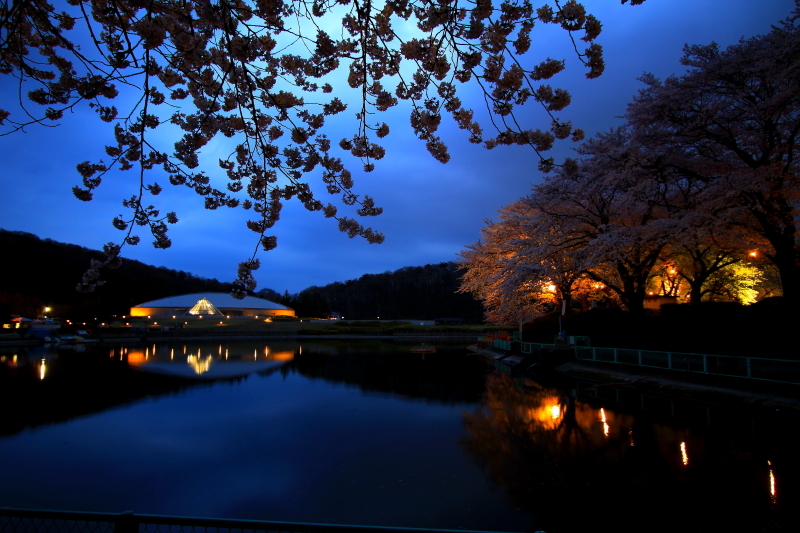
[461,371,798,533]
[112,342,296,379]
[0,341,302,438]
[769,460,777,500]
[1,341,798,531]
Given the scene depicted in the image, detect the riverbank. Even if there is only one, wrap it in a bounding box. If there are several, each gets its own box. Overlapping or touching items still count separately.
[556,359,800,412]
[470,345,800,413]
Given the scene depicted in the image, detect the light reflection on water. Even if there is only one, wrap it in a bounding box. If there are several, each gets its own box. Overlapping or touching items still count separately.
[0,340,797,532]
[460,371,798,532]
[113,342,296,378]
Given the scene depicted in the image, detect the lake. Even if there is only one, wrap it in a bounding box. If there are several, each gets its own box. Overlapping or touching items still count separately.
[0,339,797,532]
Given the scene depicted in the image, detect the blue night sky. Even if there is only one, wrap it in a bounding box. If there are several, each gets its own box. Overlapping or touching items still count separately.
[0,0,795,294]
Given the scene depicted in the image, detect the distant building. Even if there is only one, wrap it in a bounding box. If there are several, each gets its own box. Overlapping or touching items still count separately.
[130,292,295,318]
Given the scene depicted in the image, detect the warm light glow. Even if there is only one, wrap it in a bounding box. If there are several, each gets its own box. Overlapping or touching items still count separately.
[600,408,609,437]
[187,354,213,375]
[44,307,51,313]
[546,284,556,292]
[669,268,677,275]
[769,461,776,499]
[526,397,565,430]
[680,442,689,466]
[39,359,46,380]
[750,250,758,258]
[271,350,295,361]
[127,350,147,366]
[629,429,634,447]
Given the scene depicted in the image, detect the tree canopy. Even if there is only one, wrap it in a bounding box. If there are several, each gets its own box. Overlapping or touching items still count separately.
[460,15,799,321]
[0,0,645,295]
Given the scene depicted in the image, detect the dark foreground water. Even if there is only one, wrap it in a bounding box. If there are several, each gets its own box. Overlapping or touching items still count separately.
[0,339,797,532]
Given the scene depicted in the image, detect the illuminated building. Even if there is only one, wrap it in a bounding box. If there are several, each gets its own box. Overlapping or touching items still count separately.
[130,293,295,318]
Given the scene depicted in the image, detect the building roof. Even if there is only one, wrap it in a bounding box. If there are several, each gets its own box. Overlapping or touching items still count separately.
[132,292,293,311]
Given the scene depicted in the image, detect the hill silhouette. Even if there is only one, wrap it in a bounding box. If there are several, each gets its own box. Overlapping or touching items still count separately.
[1,230,484,323]
[0,229,233,319]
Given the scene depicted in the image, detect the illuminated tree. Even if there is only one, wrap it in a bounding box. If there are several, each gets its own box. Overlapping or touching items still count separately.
[626,15,800,299]
[0,0,646,295]
[458,200,551,324]
[460,129,686,317]
[529,128,678,313]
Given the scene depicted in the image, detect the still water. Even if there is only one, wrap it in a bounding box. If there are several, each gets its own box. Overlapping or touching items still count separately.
[0,340,797,532]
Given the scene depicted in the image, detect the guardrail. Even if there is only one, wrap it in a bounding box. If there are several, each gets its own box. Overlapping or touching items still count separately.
[574,346,800,385]
[492,339,512,351]
[0,508,509,533]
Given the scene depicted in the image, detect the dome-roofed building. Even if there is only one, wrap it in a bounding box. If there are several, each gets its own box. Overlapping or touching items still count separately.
[130,293,295,318]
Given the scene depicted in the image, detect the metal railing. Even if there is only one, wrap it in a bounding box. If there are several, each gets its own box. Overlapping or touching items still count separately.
[520,342,554,354]
[0,508,509,533]
[574,346,800,385]
[492,339,512,351]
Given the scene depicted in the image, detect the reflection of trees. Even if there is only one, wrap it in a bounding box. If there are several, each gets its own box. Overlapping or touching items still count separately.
[461,372,788,533]
[288,347,488,404]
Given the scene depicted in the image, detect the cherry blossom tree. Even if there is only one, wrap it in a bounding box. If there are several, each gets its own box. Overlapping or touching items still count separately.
[626,15,800,300]
[457,200,549,324]
[528,128,680,313]
[0,0,646,296]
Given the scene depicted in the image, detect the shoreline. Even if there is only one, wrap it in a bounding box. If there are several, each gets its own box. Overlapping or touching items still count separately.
[469,345,800,413]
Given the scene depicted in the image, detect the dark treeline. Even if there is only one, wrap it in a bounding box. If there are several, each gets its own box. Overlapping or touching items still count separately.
[3,230,484,323]
[0,229,232,319]
[265,262,484,321]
